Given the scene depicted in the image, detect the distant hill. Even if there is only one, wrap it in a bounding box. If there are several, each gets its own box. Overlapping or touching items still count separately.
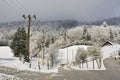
[0,16,120,31]
[0,20,79,31]
[91,16,120,25]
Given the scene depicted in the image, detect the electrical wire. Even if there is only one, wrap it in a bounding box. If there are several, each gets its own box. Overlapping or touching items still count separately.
[1,0,22,15]
[11,0,27,14]
[0,1,9,22]
[15,0,31,14]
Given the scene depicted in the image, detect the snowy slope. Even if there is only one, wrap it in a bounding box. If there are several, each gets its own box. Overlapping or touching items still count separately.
[0,46,58,73]
[0,46,13,58]
[0,44,120,72]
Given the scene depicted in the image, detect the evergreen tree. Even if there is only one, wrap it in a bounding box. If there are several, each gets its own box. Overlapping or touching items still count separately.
[81,27,91,45]
[86,30,91,41]
[10,27,27,61]
[45,37,50,48]
[82,27,87,39]
[110,28,114,41]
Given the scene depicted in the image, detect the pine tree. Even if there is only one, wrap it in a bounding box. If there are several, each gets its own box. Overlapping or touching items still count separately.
[10,27,27,61]
[81,27,91,45]
[86,30,91,41]
[110,28,114,41]
[10,27,20,57]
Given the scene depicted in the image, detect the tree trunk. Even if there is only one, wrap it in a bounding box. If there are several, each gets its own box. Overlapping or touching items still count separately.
[50,58,54,69]
[29,56,32,68]
[82,62,84,69]
[42,47,45,65]
[47,60,49,70]
[19,53,22,61]
[95,58,100,69]
[99,58,102,68]
[29,62,31,68]
[86,61,88,69]
[79,62,81,68]
[38,60,40,70]
[93,59,95,69]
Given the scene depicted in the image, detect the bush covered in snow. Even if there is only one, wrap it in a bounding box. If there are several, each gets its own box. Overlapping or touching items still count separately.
[75,46,102,69]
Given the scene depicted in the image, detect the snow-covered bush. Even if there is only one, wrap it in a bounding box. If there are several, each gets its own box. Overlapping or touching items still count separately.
[75,48,88,67]
[47,45,59,68]
[88,46,101,57]
[87,46,102,69]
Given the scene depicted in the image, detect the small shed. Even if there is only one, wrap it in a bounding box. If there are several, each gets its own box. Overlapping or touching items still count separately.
[102,41,113,47]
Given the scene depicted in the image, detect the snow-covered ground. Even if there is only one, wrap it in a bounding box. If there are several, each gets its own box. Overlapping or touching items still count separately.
[0,73,14,80]
[0,47,13,58]
[0,46,58,73]
[0,44,120,72]
[59,45,105,70]
[59,44,120,70]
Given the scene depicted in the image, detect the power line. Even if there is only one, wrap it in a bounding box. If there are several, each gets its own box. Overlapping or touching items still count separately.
[1,0,22,15]
[11,0,27,14]
[15,0,31,14]
[0,2,9,21]
[23,14,36,66]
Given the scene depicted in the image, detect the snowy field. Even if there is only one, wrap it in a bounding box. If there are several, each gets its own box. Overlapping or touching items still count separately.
[0,44,120,73]
[0,46,58,73]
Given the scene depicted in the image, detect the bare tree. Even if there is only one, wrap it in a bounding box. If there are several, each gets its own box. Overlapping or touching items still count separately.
[75,48,88,68]
[88,46,101,69]
[47,45,58,69]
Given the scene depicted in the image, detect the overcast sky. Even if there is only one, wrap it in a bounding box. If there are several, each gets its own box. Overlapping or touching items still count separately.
[0,0,120,22]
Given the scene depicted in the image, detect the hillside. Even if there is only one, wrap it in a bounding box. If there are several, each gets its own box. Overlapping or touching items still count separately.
[92,16,120,25]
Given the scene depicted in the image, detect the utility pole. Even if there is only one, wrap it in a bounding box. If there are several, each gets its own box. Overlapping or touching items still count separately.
[23,14,36,64]
[41,30,46,65]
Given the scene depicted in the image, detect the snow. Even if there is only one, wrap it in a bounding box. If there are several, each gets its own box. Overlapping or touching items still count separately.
[58,44,120,70]
[0,73,14,80]
[58,45,106,70]
[0,57,58,73]
[101,44,120,59]
[70,59,105,70]
[0,46,13,58]
[0,44,120,72]
[0,46,58,73]
[59,45,89,64]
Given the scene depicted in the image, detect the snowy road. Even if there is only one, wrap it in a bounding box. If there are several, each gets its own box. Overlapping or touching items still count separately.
[0,73,14,80]
[0,66,49,80]
[52,58,120,80]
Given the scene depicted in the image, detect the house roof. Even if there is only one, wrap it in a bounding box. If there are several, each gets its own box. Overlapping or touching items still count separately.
[102,41,113,47]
